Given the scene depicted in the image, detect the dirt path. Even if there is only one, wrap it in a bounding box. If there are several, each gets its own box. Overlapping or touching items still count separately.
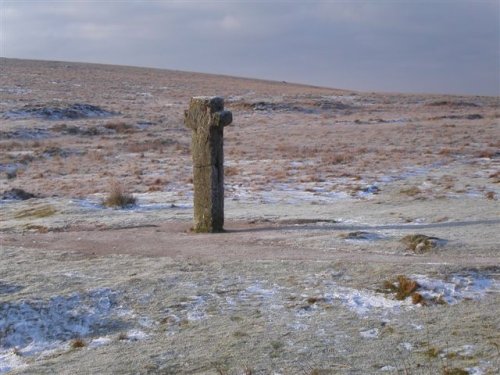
[4,218,499,267]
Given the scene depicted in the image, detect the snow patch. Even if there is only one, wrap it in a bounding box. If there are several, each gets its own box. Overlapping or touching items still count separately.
[0,288,128,373]
[235,283,283,313]
[287,322,309,331]
[0,351,27,373]
[360,328,379,339]
[238,283,280,305]
[89,336,113,348]
[0,87,31,95]
[411,323,424,331]
[227,183,351,205]
[243,284,278,298]
[466,369,483,375]
[398,342,413,351]
[412,273,498,304]
[124,329,148,341]
[185,296,208,321]
[326,284,411,316]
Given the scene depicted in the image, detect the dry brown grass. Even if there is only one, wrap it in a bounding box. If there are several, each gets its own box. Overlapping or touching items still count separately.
[125,138,176,153]
[425,346,441,358]
[442,368,469,375]
[103,181,136,208]
[438,175,455,190]
[476,149,497,158]
[70,338,86,349]
[1,59,498,375]
[225,166,240,176]
[399,186,422,197]
[438,147,456,156]
[411,292,424,305]
[24,224,49,233]
[147,178,165,192]
[306,296,326,304]
[381,275,428,305]
[322,152,354,165]
[1,58,497,202]
[485,191,496,200]
[1,140,23,151]
[268,169,288,182]
[401,234,440,253]
[383,275,420,301]
[104,121,135,133]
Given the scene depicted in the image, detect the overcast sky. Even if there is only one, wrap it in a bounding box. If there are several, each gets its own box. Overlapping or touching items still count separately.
[1,0,499,95]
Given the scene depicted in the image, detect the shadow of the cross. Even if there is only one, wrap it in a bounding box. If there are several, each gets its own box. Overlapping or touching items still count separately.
[224,218,500,234]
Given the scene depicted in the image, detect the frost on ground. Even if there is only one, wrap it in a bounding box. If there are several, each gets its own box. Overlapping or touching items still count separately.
[412,273,500,305]
[1,255,498,373]
[3,103,116,120]
[1,59,499,373]
[0,288,137,373]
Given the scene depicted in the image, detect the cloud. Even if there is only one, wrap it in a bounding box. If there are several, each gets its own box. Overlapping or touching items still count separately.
[220,15,240,31]
[1,0,498,95]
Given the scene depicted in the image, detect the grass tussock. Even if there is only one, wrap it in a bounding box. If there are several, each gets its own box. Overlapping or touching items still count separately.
[383,275,421,302]
[270,340,285,358]
[306,296,326,304]
[322,152,354,165]
[488,170,500,181]
[485,191,496,200]
[425,346,441,358]
[399,186,422,197]
[411,292,424,305]
[147,178,165,192]
[401,234,440,253]
[476,149,497,159]
[70,338,86,349]
[24,224,49,233]
[103,181,136,208]
[104,121,135,134]
[233,330,249,338]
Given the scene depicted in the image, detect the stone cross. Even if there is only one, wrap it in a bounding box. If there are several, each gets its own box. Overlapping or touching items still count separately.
[184,96,232,232]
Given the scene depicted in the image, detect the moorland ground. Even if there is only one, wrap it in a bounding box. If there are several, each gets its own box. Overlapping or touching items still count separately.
[0,58,499,374]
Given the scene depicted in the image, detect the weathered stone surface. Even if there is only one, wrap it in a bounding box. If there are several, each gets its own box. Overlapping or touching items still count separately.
[184,96,232,232]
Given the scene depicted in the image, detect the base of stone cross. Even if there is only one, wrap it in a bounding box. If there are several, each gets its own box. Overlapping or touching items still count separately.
[184,96,232,233]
